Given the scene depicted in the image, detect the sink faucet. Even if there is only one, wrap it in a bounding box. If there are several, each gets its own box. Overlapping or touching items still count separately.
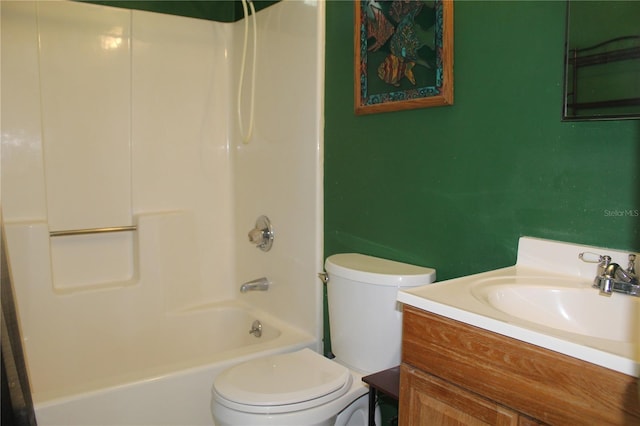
[580,253,638,297]
[240,277,270,293]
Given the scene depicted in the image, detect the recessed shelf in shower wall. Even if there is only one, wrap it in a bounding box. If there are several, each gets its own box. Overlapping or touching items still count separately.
[49,229,137,292]
[5,211,201,296]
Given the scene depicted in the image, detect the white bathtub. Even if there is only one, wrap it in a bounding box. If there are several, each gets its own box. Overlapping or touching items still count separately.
[32,301,316,426]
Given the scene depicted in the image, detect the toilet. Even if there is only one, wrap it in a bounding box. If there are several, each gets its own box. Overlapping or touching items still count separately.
[211,254,436,426]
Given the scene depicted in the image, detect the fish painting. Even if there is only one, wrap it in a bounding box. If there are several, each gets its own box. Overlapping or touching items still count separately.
[389,0,424,24]
[377,54,416,86]
[357,0,451,112]
[365,0,395,52]
[389,13,435,67]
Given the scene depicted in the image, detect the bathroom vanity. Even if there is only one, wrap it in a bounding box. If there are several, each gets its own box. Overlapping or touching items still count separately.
[399,305,639,425]
[397,237,640,425]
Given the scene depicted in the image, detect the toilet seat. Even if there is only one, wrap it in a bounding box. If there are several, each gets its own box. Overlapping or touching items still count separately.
[212,348,352,414]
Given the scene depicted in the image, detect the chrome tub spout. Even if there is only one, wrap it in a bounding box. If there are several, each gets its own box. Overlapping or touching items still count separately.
[240,277,270,293]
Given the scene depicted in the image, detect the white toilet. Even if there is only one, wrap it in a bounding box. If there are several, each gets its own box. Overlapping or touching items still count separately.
[211,254,436,426]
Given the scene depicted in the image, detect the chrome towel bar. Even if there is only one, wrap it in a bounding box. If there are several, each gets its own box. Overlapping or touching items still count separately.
[49,225,136,237]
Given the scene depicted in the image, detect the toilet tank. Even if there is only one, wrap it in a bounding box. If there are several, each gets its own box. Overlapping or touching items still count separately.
[325,254,436,374]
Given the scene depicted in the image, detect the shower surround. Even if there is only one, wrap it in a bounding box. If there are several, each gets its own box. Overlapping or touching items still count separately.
[1,0,324,423]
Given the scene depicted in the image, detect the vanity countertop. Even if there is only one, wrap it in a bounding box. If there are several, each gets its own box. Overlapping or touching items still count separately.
[397,237,639,377]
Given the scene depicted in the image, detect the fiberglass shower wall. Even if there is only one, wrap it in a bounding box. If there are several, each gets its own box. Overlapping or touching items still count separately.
[2,0,234,398]
[2,0,323,400]
[230,0,324,339]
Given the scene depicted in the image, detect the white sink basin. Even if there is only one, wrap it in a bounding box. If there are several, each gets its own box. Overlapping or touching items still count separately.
[470,277,638,342]
[396,236,640,377]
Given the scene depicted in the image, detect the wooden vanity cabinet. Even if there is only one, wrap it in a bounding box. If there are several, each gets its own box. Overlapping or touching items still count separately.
[400,365,542,425]
[399,306,640,425]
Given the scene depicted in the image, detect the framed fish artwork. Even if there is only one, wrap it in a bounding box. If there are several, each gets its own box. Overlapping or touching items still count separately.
[354,0,453,115]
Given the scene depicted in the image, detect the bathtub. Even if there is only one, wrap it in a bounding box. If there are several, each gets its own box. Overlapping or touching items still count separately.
[32,301,316,426]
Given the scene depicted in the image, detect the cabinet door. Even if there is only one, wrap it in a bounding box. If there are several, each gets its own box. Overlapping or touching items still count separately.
[399,364,519,426]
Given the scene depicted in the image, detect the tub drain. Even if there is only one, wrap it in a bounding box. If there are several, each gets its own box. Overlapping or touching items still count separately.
[249,320,262,338]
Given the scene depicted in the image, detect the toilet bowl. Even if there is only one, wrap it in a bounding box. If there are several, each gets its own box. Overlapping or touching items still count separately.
[211,254,436,425]
[211,349,375,426]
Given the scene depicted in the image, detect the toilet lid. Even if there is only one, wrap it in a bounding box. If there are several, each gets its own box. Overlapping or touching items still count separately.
[213,348,351,406]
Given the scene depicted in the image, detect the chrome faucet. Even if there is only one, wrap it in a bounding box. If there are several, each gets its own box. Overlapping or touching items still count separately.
[580,252,638,297]
[240,277,270,293]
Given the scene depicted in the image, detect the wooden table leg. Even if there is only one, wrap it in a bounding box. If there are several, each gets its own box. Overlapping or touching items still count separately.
[368,387,376,426]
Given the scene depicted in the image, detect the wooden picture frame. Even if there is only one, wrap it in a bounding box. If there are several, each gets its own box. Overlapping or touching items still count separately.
[355,0,453,115]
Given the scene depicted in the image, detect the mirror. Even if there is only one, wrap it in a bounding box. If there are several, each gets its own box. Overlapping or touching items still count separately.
[563,0,640,121]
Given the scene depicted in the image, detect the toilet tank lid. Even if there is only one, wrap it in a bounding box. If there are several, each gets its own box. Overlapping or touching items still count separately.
[325,253,436,287]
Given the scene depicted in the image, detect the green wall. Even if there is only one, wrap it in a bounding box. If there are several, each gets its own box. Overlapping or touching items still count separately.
[324,0,639,282]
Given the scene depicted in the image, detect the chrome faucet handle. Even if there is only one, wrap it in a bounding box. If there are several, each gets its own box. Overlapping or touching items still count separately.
[579,252,612,292]
[247,215,274,252]
[579,252,610,275]
[578,251,603,263]
[248,228,266,244]
[628,254,637,275]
